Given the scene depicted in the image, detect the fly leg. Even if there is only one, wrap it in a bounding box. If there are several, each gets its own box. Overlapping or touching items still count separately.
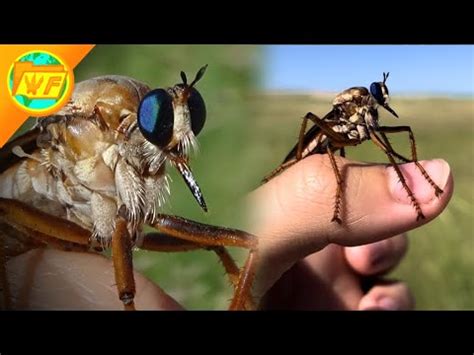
[138,232,254,309]
[304,113,360,224]
[326,145,345,224]
[0,198,94,246]
[111,216,136,311]
[369,131,425,220]
[296,112,312,160]
[262,113,316,182]
[149,214,258,310]
[262,159,299,183]
[379,126,443,197]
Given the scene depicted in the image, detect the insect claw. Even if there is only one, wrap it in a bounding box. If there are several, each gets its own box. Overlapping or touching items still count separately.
[331,216,342,224]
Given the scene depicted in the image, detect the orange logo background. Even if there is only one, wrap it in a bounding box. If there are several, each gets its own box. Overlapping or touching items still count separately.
[0,45,94,147]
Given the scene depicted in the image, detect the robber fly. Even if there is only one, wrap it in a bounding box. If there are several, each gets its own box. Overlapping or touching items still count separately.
[0,65,258,310]
[263,73,443,223]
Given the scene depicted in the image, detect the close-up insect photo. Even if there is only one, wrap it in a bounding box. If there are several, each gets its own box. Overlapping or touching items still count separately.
[0,44,472,311]
[0,45,260,310]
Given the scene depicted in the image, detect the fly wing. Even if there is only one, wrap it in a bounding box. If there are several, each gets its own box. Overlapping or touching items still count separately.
[282,123,322,163]
[0,124,40,174]
[0,112,85,175]
[282,109,337,164]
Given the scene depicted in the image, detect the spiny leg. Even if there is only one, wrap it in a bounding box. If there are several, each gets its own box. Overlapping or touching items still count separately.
[369,131,425,220]
[326,146,344,224]
[111,217,135,311]
[209,246,244,294]
[377,131,411,163]
[139,232,255,310]
[263,158,298,183]
[150,214,258,310]
[379,126,443,196]
[212,247,256,309]
[139,232,240,285]
[296,113,312,160]
[229,247,258,310]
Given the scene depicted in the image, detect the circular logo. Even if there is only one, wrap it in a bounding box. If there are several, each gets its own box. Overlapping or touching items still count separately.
[7,50,74,116]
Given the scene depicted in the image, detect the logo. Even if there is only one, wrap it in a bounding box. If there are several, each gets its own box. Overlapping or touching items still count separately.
[7,50,74,116]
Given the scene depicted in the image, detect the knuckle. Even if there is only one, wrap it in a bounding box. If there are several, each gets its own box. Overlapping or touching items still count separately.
[293,155,337,208]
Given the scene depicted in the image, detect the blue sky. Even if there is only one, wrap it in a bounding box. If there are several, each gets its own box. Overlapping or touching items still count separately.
[264,45,473,96]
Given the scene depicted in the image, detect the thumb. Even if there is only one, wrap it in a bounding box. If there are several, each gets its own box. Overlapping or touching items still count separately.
[247,155,453,296]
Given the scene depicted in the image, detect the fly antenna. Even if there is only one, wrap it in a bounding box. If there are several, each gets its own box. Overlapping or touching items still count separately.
[189,64,208,88]
[180,71,188,86]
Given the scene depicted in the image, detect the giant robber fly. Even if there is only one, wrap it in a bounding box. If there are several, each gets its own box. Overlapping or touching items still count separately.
[0,65,258,310]
[263,73,443,224]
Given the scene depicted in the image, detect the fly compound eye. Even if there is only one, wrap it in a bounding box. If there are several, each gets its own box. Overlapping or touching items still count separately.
[370,82,384,105]
[187,87,206,136]
[138,89,174,148]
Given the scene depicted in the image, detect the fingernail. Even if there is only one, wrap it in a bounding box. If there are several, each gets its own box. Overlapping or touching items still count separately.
[360,297,399,311]
[387,159,450,205]
[377,297,399,310]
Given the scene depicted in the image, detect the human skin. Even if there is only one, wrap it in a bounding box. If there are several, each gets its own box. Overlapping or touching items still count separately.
[4,157,453,310]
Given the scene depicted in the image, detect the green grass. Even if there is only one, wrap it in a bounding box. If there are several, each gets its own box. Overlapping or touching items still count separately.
[247,93,474,309]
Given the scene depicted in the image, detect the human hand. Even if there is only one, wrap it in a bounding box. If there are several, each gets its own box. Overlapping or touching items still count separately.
[247,155,453,309]
[6,249,183,310]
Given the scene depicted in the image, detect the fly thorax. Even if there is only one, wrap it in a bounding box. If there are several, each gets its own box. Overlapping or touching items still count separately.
[364,108,379,130]
[349,112,363,124]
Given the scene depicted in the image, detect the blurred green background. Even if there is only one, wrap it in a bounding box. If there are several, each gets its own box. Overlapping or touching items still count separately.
[11,45,472,310]
[248,92,473,309]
